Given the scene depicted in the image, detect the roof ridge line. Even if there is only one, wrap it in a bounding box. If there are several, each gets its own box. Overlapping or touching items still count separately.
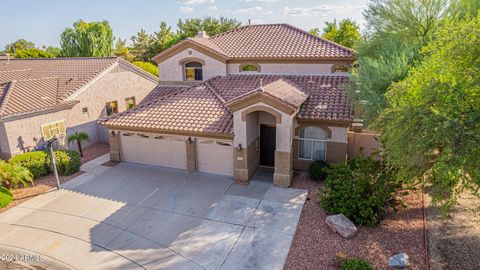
[204,79,226,104]
[0,81,15,117]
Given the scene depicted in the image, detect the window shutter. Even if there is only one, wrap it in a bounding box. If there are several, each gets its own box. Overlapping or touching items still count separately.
[58,121,66,135]
[41,125,52,140]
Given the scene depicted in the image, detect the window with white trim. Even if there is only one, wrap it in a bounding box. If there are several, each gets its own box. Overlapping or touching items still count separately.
[41,120,66,140]
[298,126,327,161]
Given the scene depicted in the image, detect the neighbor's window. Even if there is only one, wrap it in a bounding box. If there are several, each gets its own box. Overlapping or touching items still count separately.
[82,107,88,114]
[184,62,203,81]
[333,64,350,73]
[298,127,327,161]
[241,64,259,72]
[106,100,118,116]
[41,120,66,140]
[125,96,136,109]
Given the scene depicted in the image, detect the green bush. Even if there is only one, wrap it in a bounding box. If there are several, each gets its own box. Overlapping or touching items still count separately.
[309,160,329,181]
[0,187,13,209]
[320,157,400,227]
[340,259,374,270]
[132,61,159,76]
[9,151,50,179]
[53,150,81,176]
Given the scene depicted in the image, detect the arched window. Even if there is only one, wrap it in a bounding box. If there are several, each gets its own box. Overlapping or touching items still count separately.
[184,61,203,81]
[241,64,260,72]
[332,64,350,73]
[298,127,327,161]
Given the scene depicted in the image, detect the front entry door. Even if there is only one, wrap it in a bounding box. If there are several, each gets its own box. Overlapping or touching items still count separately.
[260,125,276,167]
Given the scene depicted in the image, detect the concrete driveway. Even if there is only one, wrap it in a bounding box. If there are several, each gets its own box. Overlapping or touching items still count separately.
[0,161,307,270]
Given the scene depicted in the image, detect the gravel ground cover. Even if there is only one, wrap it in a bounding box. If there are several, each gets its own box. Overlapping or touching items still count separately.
[427,192,480,270]
[285,172,427,270]
[0,143,109,213]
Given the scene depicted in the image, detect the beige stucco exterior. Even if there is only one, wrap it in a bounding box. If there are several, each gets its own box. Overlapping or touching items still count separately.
[157,48,227,82]
[227,63,334,75]
[0,66,157,159]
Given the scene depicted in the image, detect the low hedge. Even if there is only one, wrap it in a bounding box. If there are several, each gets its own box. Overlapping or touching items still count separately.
[309,160,329,181]
[53,150,81,176]
[0,187,13,209]
[9,151,50,179]
[9,150,81,178]
[339,258,374,270]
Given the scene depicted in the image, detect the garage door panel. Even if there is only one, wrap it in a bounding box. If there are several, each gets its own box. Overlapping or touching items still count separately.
[120,133,187,169]
[197,140,233,176]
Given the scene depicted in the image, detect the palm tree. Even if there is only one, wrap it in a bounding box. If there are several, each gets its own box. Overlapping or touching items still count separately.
[67,132,89,157]
[0,161,34,189]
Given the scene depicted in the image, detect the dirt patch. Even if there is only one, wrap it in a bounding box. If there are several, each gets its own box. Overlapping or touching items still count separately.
[285,172,427,270]
[426,192,480,270]
[0,143,109,213]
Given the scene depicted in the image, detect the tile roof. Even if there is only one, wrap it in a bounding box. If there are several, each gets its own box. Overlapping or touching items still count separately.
[99,75,352,135]
[153,24,355,62]
[142,85,188,103]
[0,57,158,118]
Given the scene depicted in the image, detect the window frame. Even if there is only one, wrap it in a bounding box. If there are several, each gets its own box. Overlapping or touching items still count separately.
[183,61,203,81]
[41,120,66,140]
[125,96,136,109]
[298,127,328,161]
[105,100,118,116]
[240,63,260,72]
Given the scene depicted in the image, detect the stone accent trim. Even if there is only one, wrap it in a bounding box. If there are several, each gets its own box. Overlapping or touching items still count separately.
[273,150,293,187]
[186,137,197,172]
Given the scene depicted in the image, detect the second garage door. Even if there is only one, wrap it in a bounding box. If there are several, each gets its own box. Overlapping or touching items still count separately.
[120,133,187,169]
[196,139,234,176]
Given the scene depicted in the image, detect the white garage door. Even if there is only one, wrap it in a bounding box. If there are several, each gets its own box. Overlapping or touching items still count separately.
[196,139,234,176]
[120,133,187,169]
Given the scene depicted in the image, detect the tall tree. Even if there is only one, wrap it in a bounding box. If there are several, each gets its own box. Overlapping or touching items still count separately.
[377,15,480,210]
[45,46,61,57]
[321,19,361,48]
[150,22,174,56]
[176,16,241,39]
[4,39,35,53]
[60,20,114,57]
[113,38,135,62]
[130,29,153,61]
[15,48,54,59]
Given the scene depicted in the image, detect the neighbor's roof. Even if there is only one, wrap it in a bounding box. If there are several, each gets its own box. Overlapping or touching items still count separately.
[0,57,158,118]
[99,74,352,136]
[153,24,355,63]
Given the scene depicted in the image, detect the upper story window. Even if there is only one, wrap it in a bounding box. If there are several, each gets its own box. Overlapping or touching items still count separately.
[106,100,118,116]
[298,126,327,161]
[241,64,260,72]
[125,96,136,109]
[332,64,350,73]
[184,62,203,81]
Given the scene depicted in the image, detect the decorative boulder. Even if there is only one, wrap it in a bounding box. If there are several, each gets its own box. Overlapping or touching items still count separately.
[388,253,409,268]
[325,214,357,238]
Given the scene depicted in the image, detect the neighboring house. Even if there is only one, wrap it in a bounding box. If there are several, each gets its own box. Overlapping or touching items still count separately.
[99,23,355,187]
[0,57,159,159]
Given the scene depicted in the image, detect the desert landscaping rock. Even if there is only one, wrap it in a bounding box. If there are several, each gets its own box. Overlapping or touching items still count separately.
[388,253,410,268]
[325,214,357,239]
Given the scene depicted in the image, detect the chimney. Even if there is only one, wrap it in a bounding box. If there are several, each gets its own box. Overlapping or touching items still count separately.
[195,31,209,39]
[248,19,251,26]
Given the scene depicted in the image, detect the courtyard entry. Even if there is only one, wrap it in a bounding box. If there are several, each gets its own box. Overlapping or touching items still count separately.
[260,124,276,167]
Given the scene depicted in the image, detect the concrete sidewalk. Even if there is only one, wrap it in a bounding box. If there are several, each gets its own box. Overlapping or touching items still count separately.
[0,163,307,270]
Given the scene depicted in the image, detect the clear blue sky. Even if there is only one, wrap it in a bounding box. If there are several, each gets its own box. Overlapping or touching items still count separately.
[0,0,368,49]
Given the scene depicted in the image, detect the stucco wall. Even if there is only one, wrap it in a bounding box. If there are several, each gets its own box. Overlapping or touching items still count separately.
[158,48,227,82]
[0,122,10,159]
[1,68,157,158]
[227,63,334,75]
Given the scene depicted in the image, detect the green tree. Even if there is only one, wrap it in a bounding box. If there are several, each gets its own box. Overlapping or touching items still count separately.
[60,20,114,57]
[132,61,158,77]
[15,48,54,59]
[67,132,89,157]
[0,161,34,190]
[309,28,320,36]
[113,38,135,62]
[130,29,153,61]
[150,22,174,57]
[321,18,361,48]
[45,46,61,57]
[176,17,240,39]
[4,39,35,53]
[377,15,480,210]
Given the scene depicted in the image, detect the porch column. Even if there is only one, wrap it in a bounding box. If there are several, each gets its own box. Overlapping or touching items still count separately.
[273,115,294,187]
[232,112,250,184]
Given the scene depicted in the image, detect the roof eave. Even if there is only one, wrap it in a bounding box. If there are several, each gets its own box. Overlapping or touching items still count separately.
[0,100,80,121]
[152,39,230,64]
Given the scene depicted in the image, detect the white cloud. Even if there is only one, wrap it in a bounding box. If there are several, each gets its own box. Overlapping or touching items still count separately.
[230,6,263,14]
[208,5,218,10]
[176,0,214,4]
[179,6,195,13]
[283,5,365,16]
[241,0,278,2]
[265,10,274,15]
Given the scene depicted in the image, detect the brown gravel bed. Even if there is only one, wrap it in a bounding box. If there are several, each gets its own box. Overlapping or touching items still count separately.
[0,143,109,213]
[285,172,427,270]
[426,192,480,270]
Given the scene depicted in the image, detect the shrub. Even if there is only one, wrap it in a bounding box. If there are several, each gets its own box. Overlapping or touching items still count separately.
[309,160,329,181]
[0,187,13,209]
[53,150,81,176]
[320,157,400,227]
[0,161,34,189]
[340,259,374,270]
[9,151,50,179]
[132,61,159,76]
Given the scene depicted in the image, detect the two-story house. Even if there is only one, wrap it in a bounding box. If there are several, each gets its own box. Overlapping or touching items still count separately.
[99,23,355,186]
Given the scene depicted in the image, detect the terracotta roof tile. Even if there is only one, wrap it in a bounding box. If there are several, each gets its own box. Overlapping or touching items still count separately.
[100,75,352,135]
